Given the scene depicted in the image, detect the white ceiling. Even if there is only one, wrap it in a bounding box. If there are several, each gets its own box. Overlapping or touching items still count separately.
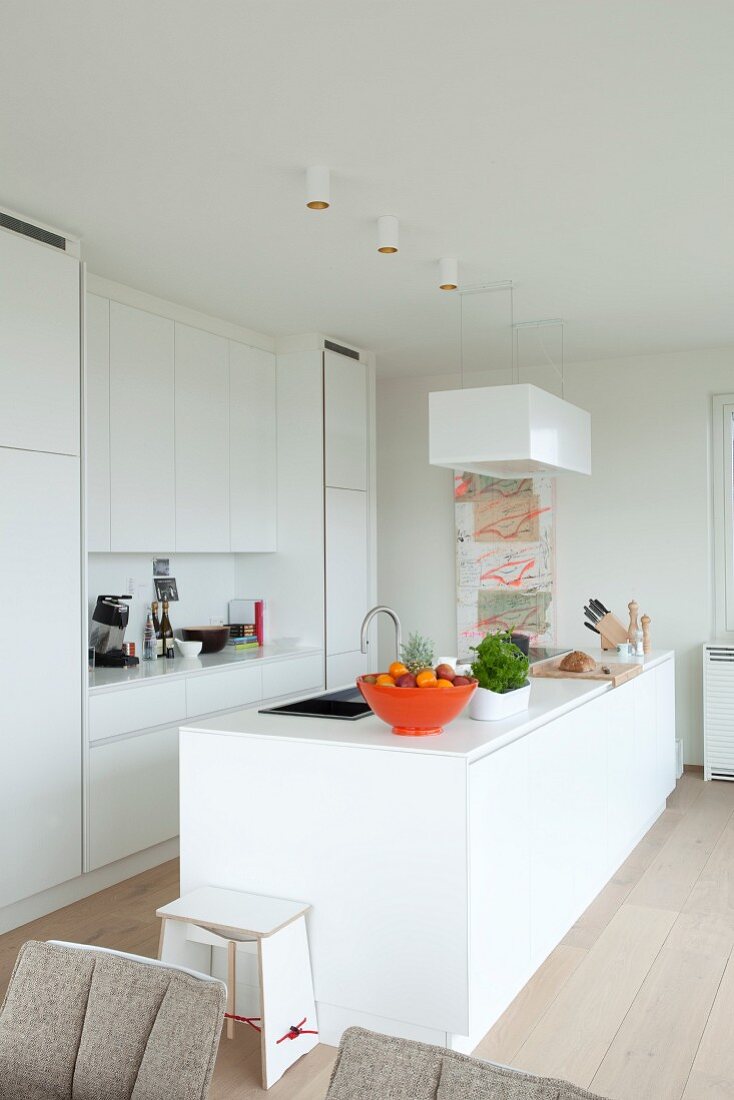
[2,0,733,376]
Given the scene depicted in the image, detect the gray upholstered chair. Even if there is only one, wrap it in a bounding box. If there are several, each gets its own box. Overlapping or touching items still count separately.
[0,940,226,1099]
[325,1026,605,1100]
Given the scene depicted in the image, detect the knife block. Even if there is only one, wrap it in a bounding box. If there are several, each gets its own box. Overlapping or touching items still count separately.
[595,613,629,651]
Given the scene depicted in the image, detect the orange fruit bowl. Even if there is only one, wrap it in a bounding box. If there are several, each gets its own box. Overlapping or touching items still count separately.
[356,675,477,737]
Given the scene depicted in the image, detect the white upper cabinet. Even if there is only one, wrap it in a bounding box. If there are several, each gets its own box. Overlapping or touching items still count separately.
[174,323,230,551]
[86,293,111,551]
[229,341,277,552]
[324,350,368,490]
[109,302,175,551]
[0,228,80,455]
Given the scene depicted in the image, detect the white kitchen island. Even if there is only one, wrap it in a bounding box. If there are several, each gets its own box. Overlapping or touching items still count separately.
[178,650,676,1053]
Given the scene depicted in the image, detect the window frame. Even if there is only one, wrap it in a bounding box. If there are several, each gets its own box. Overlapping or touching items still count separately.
[713,393,734,637]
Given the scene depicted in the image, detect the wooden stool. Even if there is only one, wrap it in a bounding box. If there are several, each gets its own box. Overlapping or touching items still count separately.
[157,886,317,1089]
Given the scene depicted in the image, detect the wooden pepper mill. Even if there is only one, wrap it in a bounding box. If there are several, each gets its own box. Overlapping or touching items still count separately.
[627,600,640,645]
[641,614,651,654]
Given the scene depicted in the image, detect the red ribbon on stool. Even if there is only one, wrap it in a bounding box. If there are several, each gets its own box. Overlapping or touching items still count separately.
[276,1017,319,1044]
[224,1013,261,1033]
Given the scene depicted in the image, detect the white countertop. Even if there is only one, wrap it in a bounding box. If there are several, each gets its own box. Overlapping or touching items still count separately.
[88,644,323,695]
[180,649,674,763]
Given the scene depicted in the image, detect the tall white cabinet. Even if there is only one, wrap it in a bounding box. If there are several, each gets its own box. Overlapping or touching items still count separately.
[323,350,373,687]
[0,226,82,909]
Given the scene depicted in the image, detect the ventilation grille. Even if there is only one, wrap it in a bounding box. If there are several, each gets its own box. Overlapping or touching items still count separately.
[0,211,66,251]
[704,645,734,779]
[325,339,359,361]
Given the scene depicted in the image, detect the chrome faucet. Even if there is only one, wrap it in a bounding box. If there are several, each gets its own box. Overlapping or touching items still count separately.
[360,605,403,661]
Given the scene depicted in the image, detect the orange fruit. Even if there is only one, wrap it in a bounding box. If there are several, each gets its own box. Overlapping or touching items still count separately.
[388,661,408,680]
[436,679,454,688]
[376,673,396,687]
[416,669,438,688]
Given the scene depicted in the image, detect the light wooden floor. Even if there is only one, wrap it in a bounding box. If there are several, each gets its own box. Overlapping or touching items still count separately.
[2,773,734,1098]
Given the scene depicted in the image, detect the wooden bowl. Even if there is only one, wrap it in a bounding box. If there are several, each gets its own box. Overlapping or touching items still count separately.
[356,675,476,736]
[181,626,229,654]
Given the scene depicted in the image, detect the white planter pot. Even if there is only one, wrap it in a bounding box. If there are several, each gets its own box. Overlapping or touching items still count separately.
[469,681,531,721]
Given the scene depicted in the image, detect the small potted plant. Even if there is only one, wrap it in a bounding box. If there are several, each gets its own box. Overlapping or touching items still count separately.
[468,631,531,721]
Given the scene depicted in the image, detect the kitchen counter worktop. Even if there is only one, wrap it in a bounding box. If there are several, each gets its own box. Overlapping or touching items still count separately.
[181,649,673,763]
[88,644,323,694]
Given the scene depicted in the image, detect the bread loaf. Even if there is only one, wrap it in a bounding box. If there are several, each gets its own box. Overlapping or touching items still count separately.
[559,650,597,673]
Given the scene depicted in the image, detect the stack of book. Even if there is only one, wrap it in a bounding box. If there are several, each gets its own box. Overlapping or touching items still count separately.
[227,624,259,651]
[228,599,264,647]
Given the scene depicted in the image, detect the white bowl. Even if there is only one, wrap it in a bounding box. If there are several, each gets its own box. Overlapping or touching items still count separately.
[175,638,203,658]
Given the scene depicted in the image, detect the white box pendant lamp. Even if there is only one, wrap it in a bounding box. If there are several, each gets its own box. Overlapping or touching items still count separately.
[429,383,591,477]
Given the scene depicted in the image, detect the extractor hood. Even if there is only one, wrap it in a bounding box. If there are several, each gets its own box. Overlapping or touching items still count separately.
[429,383,592,477]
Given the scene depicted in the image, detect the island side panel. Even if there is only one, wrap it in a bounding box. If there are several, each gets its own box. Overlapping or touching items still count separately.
[465,658,675,1050]
[179,730,471,1041]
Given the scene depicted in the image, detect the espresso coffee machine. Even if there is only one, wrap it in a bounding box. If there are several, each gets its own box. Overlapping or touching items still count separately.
[90,595,139,667]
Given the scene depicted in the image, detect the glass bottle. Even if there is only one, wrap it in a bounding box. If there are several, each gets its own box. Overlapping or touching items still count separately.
[160,600,174,658]
[151,599,163,658]
[143,610,157,661]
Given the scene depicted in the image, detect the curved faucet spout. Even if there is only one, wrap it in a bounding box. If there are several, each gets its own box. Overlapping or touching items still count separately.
[360,605,403,662]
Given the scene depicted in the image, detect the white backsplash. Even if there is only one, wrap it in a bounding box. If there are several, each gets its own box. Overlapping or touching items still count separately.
[87,553,238,649]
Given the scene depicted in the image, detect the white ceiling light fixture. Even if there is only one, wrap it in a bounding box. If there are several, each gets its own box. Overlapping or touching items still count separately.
[306,165,330,210]
[429,290,591,477]
[377,215,399,253]
[439,257,458,290]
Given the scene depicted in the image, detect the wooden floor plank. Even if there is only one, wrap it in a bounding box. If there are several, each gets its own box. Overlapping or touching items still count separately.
[591,912,732,1100]
[684,816,734,934]
[626,782,734,912]
[667,772,706,815]
[512,903,677,1088]
[474,944,587,1065]
[682,952,734,1099]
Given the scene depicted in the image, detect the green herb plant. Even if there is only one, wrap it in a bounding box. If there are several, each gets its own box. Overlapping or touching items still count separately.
[469,631,529,694]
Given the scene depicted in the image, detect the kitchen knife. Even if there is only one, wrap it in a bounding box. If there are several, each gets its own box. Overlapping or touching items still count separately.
[584,621,601,636]
[584,605,601,624]
[592,598,611,616]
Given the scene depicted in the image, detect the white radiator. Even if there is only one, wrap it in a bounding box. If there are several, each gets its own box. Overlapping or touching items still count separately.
[704,644,734,780]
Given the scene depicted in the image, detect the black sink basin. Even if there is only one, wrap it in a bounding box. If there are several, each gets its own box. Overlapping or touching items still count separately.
[259,687,372,721]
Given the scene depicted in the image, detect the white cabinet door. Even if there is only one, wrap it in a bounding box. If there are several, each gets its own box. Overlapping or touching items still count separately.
[86,293,111,551]
[109,303,175,551]
[0,228,80,456]
[469,738,532,1035]
[229,341,277,551]
[88,725,179,871]
[324,350,368,490]
[655,659,677,803]
[0,449,82,907]
[633,669,659,833]
[325,488,369,658]
[175,324,229,551]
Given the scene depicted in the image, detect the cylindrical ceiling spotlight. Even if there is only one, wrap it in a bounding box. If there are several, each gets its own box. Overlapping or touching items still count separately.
[439,258,459,290]
[306,165,330,209]
[377,215,399,253]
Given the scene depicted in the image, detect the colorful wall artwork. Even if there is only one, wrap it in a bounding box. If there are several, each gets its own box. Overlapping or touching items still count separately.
[455,472,556,658]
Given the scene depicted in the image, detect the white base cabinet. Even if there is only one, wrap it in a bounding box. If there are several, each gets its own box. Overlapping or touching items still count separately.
[89,725,180,871]
[179,655,676,1052]
[87,652,324,871]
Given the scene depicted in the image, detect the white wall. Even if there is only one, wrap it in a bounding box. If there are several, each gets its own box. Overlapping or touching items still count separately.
[376,347,734,765]
[88,552,237,649]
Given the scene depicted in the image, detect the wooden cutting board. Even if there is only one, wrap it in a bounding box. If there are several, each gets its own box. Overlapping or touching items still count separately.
[531,656,642,688]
